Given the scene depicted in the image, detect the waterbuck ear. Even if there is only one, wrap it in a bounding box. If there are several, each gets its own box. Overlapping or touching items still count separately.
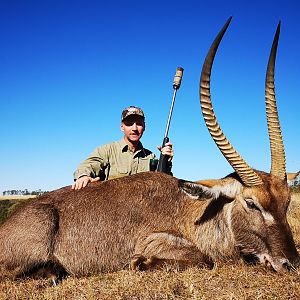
[178,178,242,200]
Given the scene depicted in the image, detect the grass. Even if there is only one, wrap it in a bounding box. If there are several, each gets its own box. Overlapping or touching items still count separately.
[0,193,299,299]
[1,263,299,299]
[0,195,37,200]
[0,195,37,225]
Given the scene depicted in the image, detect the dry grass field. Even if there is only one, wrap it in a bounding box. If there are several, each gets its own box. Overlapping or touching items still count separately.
[0,193,299,300]
[0,195,37,200]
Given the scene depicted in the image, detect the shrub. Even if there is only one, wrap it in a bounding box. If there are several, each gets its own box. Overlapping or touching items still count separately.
[290,185,300,193]
[0,200,24,225]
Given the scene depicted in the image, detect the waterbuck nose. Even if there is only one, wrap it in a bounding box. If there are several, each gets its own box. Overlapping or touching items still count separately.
[290,255,300,268]
[281,254,300,271]
[282,260,295,272]
[265,255,297,272]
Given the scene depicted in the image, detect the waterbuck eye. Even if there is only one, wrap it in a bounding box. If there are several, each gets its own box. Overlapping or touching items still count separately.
[245,199,261,211]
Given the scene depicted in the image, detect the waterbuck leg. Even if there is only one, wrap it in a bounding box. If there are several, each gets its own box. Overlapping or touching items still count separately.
[130,254,212,271]
[0,202,59,280]
[131,232,213,271]
[25,261,67,285]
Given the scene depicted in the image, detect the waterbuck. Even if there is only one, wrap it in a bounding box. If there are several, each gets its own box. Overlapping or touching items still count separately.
[0,17,299,282]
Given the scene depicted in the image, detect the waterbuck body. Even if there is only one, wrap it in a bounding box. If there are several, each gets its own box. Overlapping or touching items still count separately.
[1,17,299,280]
[0,170,298,279]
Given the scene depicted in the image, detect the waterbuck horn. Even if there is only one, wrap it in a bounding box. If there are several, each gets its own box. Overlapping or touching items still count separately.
[265,22,287,181]
[199,17,263,186]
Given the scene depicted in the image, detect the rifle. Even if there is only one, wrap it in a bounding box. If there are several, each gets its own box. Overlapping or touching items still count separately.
[157,67,184,173]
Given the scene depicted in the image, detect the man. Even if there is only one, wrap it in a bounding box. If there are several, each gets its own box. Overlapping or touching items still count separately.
[72,106,173,190]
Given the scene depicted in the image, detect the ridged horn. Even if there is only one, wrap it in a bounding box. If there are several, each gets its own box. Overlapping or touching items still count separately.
[265,22,286,180]
[200,17,263,186]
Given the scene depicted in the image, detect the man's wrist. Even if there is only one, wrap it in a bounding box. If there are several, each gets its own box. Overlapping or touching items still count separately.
[76,174,89,181]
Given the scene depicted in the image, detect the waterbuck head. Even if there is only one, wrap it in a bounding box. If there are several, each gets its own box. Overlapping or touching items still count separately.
[181,17,299,271]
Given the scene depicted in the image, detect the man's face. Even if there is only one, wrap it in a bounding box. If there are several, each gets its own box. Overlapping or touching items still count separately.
[121,115,145,144]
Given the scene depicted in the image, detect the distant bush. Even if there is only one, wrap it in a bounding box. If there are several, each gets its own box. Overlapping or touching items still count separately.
[290,185,300,193]
[0,200,27,225]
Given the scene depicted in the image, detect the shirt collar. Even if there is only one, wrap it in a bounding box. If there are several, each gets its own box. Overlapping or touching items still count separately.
[119,138,144,154]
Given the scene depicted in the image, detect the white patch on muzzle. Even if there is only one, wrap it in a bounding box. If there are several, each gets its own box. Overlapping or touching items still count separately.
[257,253,290,272]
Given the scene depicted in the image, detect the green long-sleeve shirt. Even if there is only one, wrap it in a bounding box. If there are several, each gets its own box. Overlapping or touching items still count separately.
[73,139,156,181]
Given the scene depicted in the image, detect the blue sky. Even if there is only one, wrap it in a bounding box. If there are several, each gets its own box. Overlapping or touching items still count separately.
[0,0,299,193]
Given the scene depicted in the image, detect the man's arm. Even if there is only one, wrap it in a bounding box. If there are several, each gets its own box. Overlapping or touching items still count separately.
[72,145,109,190]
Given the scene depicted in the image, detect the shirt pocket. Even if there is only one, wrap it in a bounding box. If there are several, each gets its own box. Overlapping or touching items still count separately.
[118,165,129,174]
[138,157,150,172]
[108,164,129,179]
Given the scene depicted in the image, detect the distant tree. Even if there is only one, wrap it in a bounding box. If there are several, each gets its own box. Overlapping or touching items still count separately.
[24,189,30,195]
[291,184,300,193]
[2,189,49,196]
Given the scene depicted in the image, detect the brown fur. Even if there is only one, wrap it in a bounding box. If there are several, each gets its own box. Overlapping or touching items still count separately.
[0,171,298,280]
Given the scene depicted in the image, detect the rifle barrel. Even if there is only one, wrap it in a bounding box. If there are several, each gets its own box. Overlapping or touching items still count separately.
[163,88,177,138]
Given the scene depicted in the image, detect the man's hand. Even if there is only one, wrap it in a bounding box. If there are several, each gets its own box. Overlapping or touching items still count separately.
[72,176,100,190]
[157,142,174,161]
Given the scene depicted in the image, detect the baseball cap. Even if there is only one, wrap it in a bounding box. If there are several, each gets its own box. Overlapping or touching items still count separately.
[121,106,145,121]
